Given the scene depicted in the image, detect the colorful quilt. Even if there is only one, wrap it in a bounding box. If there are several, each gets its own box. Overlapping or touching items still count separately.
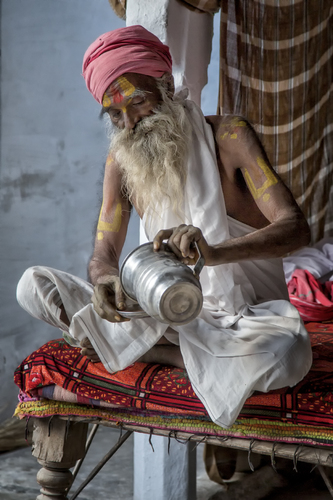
[14,322,333,446]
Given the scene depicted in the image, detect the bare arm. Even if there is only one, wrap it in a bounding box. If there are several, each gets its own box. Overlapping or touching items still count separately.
[154,115,310,265]
[89,153,131,321]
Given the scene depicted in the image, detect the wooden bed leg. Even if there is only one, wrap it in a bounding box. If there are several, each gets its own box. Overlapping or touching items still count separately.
[31,417,88,500]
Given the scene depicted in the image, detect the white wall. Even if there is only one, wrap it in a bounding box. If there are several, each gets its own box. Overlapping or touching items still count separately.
[0,0,219,423]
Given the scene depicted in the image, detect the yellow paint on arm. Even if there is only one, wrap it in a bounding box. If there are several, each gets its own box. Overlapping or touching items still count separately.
[244,157,278,201]
[106,155,113,167]
[97,201,122,234]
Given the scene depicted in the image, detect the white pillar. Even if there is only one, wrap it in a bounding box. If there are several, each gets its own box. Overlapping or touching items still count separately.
[128,3,212,495]
[126,0,214,107]
[136,219,197,497]
[133,433,197,500]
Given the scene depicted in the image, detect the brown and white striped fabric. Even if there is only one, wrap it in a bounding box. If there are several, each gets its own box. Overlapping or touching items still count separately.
[218,1,333,243]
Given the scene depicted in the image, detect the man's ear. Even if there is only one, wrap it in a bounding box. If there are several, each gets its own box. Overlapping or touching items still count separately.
[163,72,175,98]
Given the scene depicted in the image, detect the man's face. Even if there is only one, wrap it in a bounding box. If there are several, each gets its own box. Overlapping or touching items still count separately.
[102,73,162,130]
[106,74,191,217]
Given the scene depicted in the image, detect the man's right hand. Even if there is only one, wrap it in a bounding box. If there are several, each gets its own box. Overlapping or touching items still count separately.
[92,275,130,323]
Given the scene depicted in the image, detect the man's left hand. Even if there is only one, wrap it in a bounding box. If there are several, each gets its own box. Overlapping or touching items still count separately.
[153,224,212,265]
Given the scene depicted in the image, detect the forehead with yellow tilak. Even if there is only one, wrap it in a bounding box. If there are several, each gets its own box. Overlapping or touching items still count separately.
[102,76,136,108]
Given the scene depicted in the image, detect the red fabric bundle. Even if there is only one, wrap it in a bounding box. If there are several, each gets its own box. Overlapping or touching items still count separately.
[288,269,333,322]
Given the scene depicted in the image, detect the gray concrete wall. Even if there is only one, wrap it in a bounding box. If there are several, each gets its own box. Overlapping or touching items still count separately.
[0,0,128,423]
[0,0,219,423]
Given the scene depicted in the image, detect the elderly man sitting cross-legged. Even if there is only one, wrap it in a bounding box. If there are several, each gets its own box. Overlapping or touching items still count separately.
[17,26,312,442]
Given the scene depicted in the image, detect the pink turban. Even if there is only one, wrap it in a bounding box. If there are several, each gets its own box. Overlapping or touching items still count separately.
[82,25,172,105]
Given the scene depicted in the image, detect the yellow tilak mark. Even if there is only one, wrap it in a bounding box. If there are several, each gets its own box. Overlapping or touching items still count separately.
[221,132,229,140]
[120,99,132,114]
[263,193,270,202]
[97,201,122,233]
[244,157,278,200]
[102,94,112,107]
[102,77,136,107]
[230,134,237,139]
[97,232,104,240]
[117,76,136,97]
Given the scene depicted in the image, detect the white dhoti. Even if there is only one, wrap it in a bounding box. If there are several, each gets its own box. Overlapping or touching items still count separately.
[16,99,312,428]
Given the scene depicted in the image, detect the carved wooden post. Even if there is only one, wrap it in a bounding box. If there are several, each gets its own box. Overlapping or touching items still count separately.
[31,417,88,500]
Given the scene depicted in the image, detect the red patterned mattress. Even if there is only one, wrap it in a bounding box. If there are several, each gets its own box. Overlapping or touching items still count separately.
[14,322,333,446]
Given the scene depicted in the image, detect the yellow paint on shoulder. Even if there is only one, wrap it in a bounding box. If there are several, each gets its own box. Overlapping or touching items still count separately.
[230,133,237,139]
[221,118,247,128]
[231,118,246,127]
[97,232,104,240]
[263,193,270,202]
[244,157,278,200]
[97,201,122,233]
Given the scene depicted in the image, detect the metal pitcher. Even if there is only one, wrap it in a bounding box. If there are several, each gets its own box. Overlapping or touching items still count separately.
[119,242,205,326]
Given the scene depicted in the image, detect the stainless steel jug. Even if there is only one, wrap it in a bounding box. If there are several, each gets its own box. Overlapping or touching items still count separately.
[120,242,205,326]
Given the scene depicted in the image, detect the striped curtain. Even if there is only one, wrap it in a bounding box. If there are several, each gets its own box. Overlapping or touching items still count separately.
[218,1,333,243]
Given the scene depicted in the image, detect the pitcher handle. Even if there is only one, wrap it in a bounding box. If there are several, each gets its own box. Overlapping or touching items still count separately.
[193,242,205,278]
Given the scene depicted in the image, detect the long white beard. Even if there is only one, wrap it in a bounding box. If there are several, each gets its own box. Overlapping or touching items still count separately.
[108,91,192,217]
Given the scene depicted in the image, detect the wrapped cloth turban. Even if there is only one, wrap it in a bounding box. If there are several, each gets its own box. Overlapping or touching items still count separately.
[82,25,172,105]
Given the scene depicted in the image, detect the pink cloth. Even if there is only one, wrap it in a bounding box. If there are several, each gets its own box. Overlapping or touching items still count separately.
[288,269,333,322]
[82,25,172,104]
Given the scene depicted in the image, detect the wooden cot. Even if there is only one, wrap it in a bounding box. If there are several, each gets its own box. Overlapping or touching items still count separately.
[14,321,333,499]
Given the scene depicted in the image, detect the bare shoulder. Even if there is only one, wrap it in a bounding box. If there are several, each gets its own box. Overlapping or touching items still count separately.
[205,114,260,165]
[205,114,249,131]
[205,114,310,238]
[205,114,282,184]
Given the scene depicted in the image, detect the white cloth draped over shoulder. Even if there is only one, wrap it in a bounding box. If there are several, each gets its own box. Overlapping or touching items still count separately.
[17,99,312,428]
[140,99,312,426]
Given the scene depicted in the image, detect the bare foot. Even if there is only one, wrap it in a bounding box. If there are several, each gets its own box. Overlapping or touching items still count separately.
[80,338,101,363]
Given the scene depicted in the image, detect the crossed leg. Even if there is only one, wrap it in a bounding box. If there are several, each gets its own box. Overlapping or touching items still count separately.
[60,304,186,369]
[80,335,185,369]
